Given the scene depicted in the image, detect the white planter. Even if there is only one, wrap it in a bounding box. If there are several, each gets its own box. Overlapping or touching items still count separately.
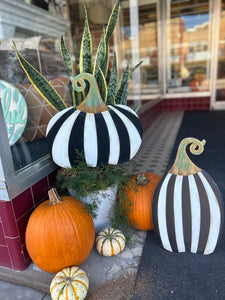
[68,184,118,233]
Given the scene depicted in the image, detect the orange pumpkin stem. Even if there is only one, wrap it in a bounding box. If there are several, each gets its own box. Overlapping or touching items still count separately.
[48,188,62,205]
[136,173,150,186]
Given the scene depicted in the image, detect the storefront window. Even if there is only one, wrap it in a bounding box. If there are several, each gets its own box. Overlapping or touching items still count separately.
[215,0,225,102]
[119,0,160,95]
[167,0,211,93]
[0,0,69,171]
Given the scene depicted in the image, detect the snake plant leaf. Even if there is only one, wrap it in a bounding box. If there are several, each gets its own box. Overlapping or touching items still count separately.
[130,61,143,75]
[60,36,74,77]
[101,44,109,78]
[106,51,117,105]
[105,0,120,44]
[96,65,108,102]
[60,36,76,105]
[13,42,67,112]
[101,0,120,77]
[93,28,106,78]
[80,5,92,74]
[132,101,141,113]
[115,65,129,105]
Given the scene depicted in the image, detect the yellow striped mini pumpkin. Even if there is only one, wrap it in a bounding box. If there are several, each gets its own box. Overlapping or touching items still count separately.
[96,228,126,257]
[50,267,89,300]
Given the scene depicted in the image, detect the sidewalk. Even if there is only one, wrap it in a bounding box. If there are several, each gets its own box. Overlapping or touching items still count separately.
[0,111,184,299]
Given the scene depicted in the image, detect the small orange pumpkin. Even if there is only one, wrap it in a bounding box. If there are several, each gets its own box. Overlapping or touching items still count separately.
[124,172,162,230]
[190,79,209,92]
[25,188,95,273]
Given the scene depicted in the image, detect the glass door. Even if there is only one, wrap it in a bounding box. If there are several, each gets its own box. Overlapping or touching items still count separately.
[167,0,211,94]
[211,0,225,109]
[119,0,161,97]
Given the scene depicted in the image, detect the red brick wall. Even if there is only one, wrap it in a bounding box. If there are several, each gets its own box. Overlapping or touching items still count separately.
[163,97,210,111]
[0,172,56,270]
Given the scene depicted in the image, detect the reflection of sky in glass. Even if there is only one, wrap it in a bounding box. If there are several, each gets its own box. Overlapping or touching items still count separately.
[183,14,209,29]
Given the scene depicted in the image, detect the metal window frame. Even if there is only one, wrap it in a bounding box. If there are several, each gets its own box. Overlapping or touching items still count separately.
[210,0,225,110]
[0,104,57,201]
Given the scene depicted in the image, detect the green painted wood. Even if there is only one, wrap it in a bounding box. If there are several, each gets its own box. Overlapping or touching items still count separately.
[169,137,206,175]
[74,73,107,113]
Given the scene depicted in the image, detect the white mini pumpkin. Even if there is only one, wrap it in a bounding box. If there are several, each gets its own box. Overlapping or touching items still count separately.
[50,266,89,300]
[96,228,126,256]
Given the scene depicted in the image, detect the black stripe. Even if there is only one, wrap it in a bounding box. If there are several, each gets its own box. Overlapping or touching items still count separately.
[166,175,177,251]
[95,112,110,166]
[182,176,192,251]
[111,105,143,138]
[201,170,224,245]
[193,173,211,253]
[109,109,130,164]
[68,111,86,166]
[152,177,164,243]
[47,107,76,151]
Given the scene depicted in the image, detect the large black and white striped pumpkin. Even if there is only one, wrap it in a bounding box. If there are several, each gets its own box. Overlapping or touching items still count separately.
[153,138,224,255]
[46,73,142,167]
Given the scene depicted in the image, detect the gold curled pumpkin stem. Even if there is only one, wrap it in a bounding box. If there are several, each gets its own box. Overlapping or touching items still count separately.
[169,137,206,176]
[71,73,108,113]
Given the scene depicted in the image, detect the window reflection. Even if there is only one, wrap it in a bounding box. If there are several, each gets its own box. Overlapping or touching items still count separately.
[168,0,210,93]
[216,0,225,102]
[0,0,69,171]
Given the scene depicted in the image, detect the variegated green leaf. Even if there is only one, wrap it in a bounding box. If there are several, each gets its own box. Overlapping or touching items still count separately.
[13,42,67,112]
[132,101,141,113]
[106,51,117,105]
[80,6,92,74]
[105,0,120,44]
[130,61,143,75]
[60,36,74,77]
[96,65,108,102]
[60,36,76,105]
[101,43,109,78]
[74,89,84,106]
[115,65,129,105]
[93,28,106,78]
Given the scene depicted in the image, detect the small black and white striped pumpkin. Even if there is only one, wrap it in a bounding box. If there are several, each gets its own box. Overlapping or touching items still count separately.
[153,138,224,255]
[50,266,89,300]
[96,228,126,256]
[46,73,142,168]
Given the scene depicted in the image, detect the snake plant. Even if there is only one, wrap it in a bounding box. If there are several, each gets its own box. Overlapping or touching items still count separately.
[13,0,142,112]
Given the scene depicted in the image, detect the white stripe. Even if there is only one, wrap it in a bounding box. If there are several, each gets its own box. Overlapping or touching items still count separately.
[198,172,221,255]
[46,107,73,135]
[84,113,98,167]
[52,110,80,168]
[101,111,120,164]
[188,175,201,253]
[115,104,139,116]
[108,106,142,160]
[157,173,173,252]
[174,175,185,252]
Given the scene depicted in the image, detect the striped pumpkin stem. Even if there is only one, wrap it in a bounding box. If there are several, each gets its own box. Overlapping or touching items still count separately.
[71,73,108,113]
[48,188,62,205]
[169,137,206,176]
[136,173,150,186]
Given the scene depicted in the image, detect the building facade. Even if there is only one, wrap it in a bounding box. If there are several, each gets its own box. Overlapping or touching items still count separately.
[0,0,224,270]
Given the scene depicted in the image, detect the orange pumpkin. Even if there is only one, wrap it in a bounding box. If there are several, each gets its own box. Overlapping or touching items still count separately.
[25,188,95,273]
[124,173,162,230]
[190,79,209,92]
